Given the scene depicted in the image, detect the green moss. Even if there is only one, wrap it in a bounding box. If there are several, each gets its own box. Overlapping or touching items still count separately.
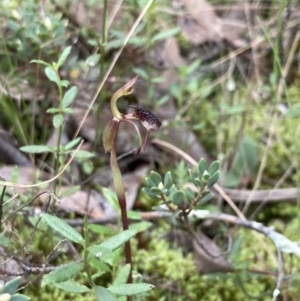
[132,229,278,301]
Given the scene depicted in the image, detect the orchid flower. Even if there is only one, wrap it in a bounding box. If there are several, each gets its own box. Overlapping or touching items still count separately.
[102,76,161,285]
[103,76,161,156]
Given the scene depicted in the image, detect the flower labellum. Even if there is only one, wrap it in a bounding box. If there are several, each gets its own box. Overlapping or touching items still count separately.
[128,105,162,132]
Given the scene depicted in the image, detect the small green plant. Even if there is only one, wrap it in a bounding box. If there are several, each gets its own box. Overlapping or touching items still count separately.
[31,213,155,299]
[143,158,220,214]
[19,46,94,193]
[143,158,220,257]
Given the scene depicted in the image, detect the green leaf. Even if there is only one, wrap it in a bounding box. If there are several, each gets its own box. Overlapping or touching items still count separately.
[62,86,78,109]
[54,280,90,293]
[149,171,162,186]
[64,137,82,150]
[86,54,101,66]
[113,264,131,286]
[163,171,173,190]
[188,169,196,185]
[208,161,220,176]
[199,191,214,204]
[287,103,300,118]
[224,136,258,188]
[2,276,21,294]
[92,271,107,281]
[207,171,220,187]
[90,258,111,273]
[11,165,19,183]
[42,262,82,286]
[10,294,30,301]
[62,108,73,114]
[47,108,60,114]
[145,177,156,188]
[70,150,95,159]
[194,177,203,188]
[57,46,72,68]
[42,213,84,244]
[151,27,180,42]
[151,76,165,83]
[172,190,185,206]
[142,187,160,199]
[108,283,155,296]
[184,187,195,202]
[53,114,64,128]
[129,221,152,233]
[98,229,137,251]
[156,95,169,106]
[20,145,53,154]
[45,66,59,83]
[30,59,51,67]
[185,59,201,75]
[132,67,148,80]
[202,170,210,182]
[150,187,162,194]
[88,246,113,260]
[59,80,70,87]
[88,225,116,235]
[102,187,119,210]
[59,186,81,198]
[127,210,142,220]
[94,286,118,301]
[0,233,10,247]
[197,158,207,177]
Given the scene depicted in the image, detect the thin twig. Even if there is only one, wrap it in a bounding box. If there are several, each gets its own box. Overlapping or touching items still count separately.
[272,250,284,301]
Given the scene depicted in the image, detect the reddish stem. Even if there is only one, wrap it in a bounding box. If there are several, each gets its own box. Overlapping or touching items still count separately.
[110,146,132,285]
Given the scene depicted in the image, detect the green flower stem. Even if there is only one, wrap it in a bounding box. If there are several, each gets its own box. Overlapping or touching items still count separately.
[110,145,133,284]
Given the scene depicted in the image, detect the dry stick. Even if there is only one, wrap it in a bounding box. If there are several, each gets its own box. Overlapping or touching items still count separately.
[151,138,277,265]
[224,187,298,204]
[272,250,284,301]
[250,162,296,219]
[107,0,123,29]
[73,0,154,139]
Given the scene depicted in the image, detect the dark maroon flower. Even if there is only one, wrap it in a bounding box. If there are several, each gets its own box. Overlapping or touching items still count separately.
[128,105,162,131]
